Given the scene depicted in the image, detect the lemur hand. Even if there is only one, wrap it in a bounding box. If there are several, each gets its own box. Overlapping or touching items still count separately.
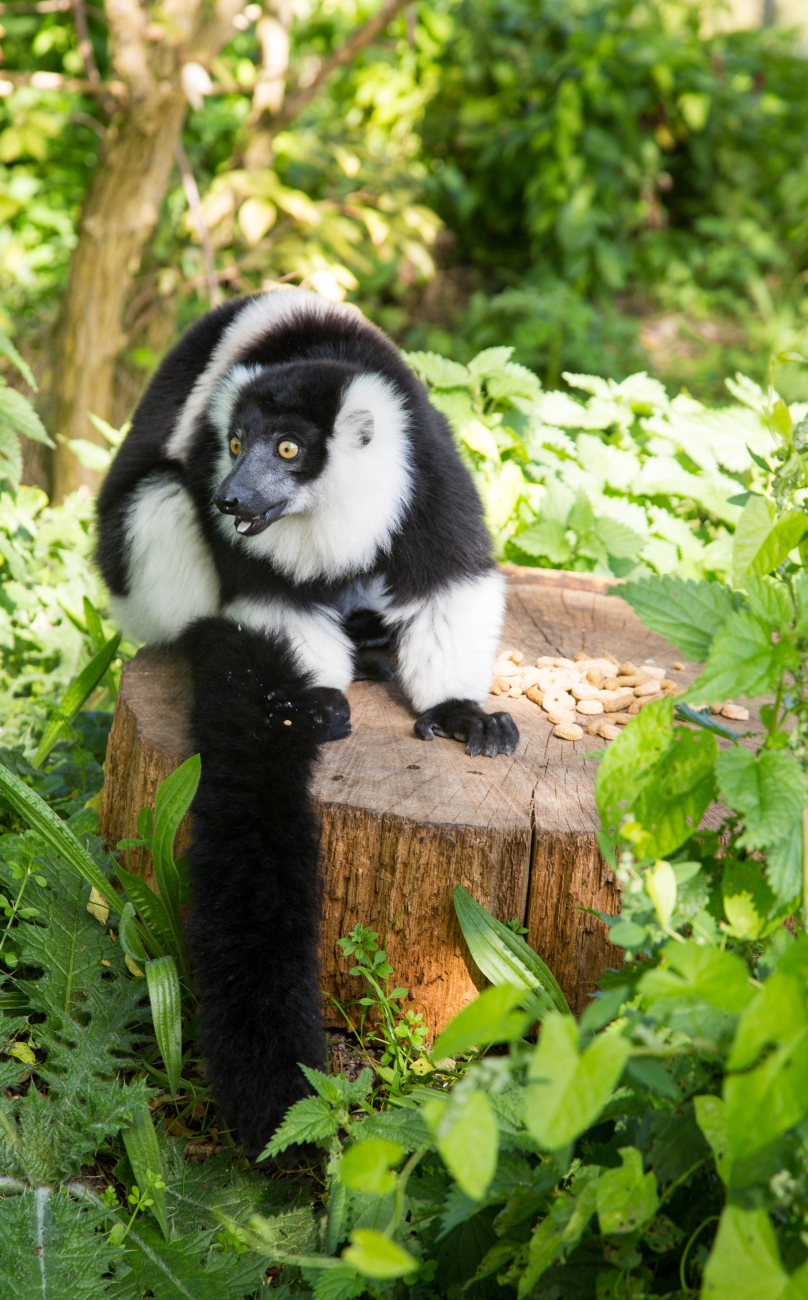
[414,699,519,758]
[309,688,352,742]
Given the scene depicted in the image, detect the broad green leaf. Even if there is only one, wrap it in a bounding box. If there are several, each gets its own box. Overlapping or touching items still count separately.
[732,494,775,585]
[342,1229,418,1279]
[467,345,514,378]
[122,1106,169,1238]
[119,899,148,972]
[639,940,753,1013]
[339,1139,404,1196]
[453,885,569,1013]
[431,983,527,1059]
[313,1263,366,1300]
[145,955,183,1098]
[721,858,780,940]
[260,1095,342,1158]
[715,748,806,852]
[645,859,677,928]
[524,1014,629,1150]
[750,512,808,575]
[0,760,112,901]
[694,1094,732,1184]
[724,970,808,1160]
[744,574,794,629]
[461,418,500,460]
[0,423,22,486]
[33,633,121,767]
[423,1088,498,1200]
[596,1147,659,1235]
[620,575,737,662]
[701,1205,801,1300]
[115,866,176,960]
[685,609,799,704]
[767,821,804,907]
[596,699,674,839]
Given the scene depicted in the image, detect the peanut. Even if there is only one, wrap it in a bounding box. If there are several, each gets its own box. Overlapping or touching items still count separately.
[640,664,666,680]
[673,662,685,671]
[510,650,524,664]
[634,680,661,697]
[554,722,584,741]
[577,699,604,715]
[571,683,600,700]
[618,661,639,676]
[603,691,636,713]
[722,702,750,721]
[526,685,544,706]
[552,657,577,669]
[602,651,619,665]
[508,684,523,698]
[597,721,621,740]
[573,651,589,661]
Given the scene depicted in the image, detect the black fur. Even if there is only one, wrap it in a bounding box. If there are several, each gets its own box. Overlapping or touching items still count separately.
[177,617,350,1152]
[414,699,519,757]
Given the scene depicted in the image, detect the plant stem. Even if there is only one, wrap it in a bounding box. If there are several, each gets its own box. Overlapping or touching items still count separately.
[385,1144,429,1239]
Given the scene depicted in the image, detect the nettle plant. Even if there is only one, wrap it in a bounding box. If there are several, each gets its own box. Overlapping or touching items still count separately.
[406,347,793,584]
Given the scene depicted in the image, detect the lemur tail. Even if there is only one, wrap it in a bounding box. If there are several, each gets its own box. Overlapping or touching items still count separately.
[176,617,350,1152]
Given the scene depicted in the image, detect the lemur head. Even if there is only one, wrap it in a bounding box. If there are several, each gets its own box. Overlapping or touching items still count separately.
[209,360,376,537]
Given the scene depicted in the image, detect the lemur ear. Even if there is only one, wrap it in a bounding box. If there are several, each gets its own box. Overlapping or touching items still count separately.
[335,407,374,448]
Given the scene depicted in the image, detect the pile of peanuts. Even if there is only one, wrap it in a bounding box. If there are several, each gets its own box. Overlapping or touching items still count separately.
[490,649,750,743]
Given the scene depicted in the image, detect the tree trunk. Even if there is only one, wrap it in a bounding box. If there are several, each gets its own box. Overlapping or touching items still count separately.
[52,87,188,499]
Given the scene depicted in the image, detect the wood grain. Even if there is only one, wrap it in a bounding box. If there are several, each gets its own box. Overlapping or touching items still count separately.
[99,567,706,1028]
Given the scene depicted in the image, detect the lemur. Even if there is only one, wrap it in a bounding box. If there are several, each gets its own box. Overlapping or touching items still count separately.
[96,289,518,1151]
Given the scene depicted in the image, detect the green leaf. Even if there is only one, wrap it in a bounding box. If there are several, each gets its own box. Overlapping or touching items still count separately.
[115,865,176,960]
[422,1087,498,1199]
[732,494,775,585]
[595,1147,659,1235]
[146,955,183,1098]
[749,512,808,575]
[767,821,804,907]
[0,760,112,902]
[744,574,794,629]
[715,748,806,851]
[403,350,471,390]
[122,1105,169,1238]
[0,380,53,445]
[313,1263,366,1300]
[0,324,36,389]
[524,1014,629,1150]
[342,1229,418,1279]
[621,724,717,860]
[467,346,514,378]
[453,886,569,1014]
[339,1139,404,1195]
[694,1095,732,1184]
[620,576,737,662]
[151,754,199,949]
[639,939,753,1013]
[701,1205,806,1300]
[431,983,527,1059]
[685,609,799,705]
[260,1095,342,1159]
[32,633,121,767]
[0,423,22,486]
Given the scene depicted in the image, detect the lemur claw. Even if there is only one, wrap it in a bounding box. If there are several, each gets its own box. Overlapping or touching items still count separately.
[414,699,519,758]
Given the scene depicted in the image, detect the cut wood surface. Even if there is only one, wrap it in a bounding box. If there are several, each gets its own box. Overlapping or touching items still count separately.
[98,566,706,1029]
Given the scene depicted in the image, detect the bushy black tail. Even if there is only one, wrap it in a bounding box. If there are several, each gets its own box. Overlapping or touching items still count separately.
[177,617,350,1152]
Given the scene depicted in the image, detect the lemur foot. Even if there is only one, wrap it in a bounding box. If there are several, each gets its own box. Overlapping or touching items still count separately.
[414,699,519,758]
[343,608,392,650]
[309,688,352,742]
[353,651,395,682]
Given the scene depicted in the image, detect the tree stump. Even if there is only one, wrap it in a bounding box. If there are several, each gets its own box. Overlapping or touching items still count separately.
[98,567,702,1030]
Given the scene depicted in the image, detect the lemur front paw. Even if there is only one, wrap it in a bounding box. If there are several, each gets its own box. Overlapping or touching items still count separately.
[309,688,352,742]
[414,699,519,758]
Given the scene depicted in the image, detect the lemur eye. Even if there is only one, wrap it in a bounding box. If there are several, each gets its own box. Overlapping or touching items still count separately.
[230,437,242,456]
[278,440,299,459]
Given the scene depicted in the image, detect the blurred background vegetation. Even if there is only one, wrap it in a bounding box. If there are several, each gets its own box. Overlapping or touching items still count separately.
[0,0,806,497]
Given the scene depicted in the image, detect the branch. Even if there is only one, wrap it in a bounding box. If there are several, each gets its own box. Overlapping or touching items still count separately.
[0,69,126,96]
[71,0,101,82]
[267,0,411,133]
[174,140,221,308]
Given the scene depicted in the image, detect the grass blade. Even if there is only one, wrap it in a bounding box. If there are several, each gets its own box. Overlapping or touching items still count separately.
[453,885,570,1015]
[0,760,112,902]
[33,632,121,767]
[146,955,183,1099]
[122,1106,169,1238]
[114,866,176,965]
[151,755,199,942]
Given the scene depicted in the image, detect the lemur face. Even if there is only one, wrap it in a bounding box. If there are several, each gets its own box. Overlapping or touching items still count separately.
[211,362,345,537]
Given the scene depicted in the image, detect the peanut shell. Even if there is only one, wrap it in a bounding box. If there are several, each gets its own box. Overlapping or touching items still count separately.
[576,699,604,715]
[554,722,584,741]
[634,680,661,697]
[721,703,750,721]
[603,691,636,713]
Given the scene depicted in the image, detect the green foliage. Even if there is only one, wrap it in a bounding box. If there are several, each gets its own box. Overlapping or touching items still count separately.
[408,344,790,576]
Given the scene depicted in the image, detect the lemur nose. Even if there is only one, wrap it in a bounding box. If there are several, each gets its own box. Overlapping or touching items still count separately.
[214,492,240,515]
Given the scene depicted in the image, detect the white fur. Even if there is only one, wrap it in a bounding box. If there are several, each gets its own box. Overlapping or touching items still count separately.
[224,596,355,691]
[111,474,220,644]
[237,372,412,582]
[208,364,261,438]
[386,571,506,713]
[166,290,347,461]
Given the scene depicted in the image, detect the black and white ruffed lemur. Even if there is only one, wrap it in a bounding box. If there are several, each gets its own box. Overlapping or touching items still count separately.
[96,289,519,1151]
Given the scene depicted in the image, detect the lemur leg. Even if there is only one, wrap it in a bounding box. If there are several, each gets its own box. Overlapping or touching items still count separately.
[386,571,519,758]
[176,617,344,1151]
[224,596,355,695]
[110,471,220,645]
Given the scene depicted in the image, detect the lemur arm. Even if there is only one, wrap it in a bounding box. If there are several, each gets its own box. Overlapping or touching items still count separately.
[385,570,519,758]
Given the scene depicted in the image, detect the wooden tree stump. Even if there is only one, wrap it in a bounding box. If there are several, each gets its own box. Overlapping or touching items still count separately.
[98,567,702,1030]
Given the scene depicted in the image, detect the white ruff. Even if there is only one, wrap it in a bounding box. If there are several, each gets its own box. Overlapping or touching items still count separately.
[111,474,220,644]
[166,290,348,461]
[224,596,354,691]
[208,363,261,438]
[241,372,412,582]
[387,570,506,713]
